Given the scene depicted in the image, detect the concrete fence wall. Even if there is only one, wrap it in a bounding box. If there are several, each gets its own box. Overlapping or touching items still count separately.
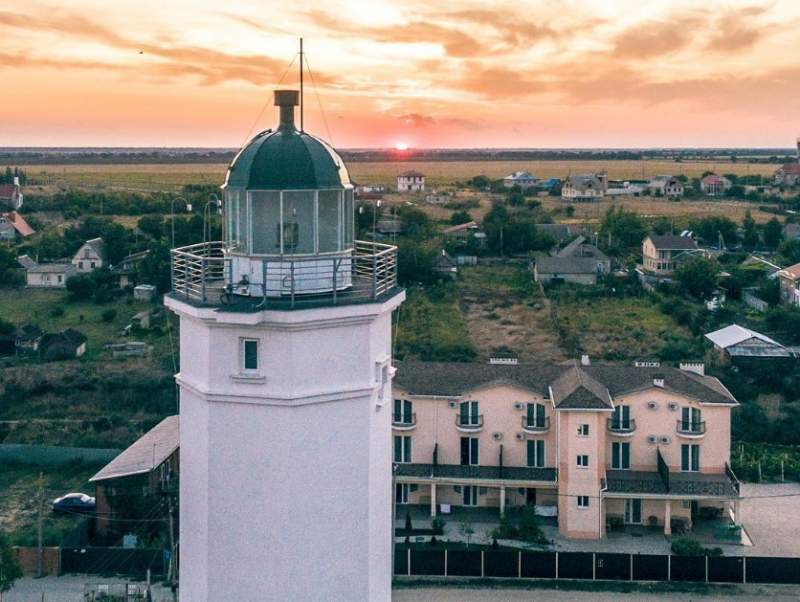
[12,546,61,576]
[0,444,121,465]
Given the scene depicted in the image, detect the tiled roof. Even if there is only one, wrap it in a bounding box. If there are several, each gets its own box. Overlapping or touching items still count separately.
[1,212,34,236]
[27,263,73,274]
[646,234,698,251]
[0,185,15,198]
[550,365,613,409]
[780,262,800,279]
[778,163,800,175]
[90,416,179,482]
[394,361,737,406]
[536,256,599,275]
[399,170,424,178]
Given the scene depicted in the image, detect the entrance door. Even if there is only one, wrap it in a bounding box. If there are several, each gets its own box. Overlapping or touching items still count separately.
[526,488,537,505]
[624,499,642,524]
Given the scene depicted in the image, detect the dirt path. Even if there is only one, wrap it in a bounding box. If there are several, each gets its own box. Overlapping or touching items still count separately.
[457,265,566,363]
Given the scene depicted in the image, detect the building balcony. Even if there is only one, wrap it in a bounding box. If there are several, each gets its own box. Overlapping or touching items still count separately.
[676,420,706,438]
[169,240,398,310]
[607,418,636,436]
[521,415,550,434]
[455,414,484,432]
[394,462,557,484]
[392,413,416,431]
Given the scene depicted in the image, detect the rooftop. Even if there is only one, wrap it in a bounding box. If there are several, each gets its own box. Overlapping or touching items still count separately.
[536,256,600,275]
[394,361,737,407]
[90,416,179,482]
[646,234,698,251]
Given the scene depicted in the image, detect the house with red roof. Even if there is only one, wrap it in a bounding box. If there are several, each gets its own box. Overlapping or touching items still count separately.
[0,175,23,210]
[774,163,800,188]
[0,211,34,240]
[700,174,732,196]
[778,262,800,306]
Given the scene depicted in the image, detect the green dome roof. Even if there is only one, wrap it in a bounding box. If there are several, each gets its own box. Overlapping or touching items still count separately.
[225,127,351,190]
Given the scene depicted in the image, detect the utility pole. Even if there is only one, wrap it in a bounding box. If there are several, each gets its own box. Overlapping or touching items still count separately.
[36,472,44,578]
[167,496,177,602]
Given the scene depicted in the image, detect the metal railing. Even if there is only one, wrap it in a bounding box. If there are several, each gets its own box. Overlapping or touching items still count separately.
[392,413,417,428]
[521,416,550,432]
[676,420,706,435]
[455,414,484,429]
[170,239,398,307]
[607,418,636,433]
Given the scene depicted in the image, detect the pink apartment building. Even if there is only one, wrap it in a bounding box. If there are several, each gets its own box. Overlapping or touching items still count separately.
[393,360,741,540]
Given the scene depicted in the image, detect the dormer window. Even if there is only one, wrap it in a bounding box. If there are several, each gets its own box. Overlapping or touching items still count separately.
[653,377,664,388]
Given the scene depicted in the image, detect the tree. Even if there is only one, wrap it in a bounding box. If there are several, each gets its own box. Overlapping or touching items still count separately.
[450,210,472,226]
[397,239,437,285]
[689,216,738,247]
[600,206,645,250]
[742,210,759,250]
[0,532,22,599]
[764,218,784,250]
[458,520,475,548]
[137,214,166,240]
[65,273,95,300]
[676,256,721,299]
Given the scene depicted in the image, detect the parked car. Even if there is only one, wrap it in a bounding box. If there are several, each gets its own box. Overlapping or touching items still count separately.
[52,492,96,514]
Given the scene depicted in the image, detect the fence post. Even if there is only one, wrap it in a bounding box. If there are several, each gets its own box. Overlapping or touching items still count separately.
[667,555,671,581]
[592,552,596,580]
[444,549,448,577]
[705,555,708,583]
[481,551,485,578]
[758,461,762,482]
[555,551,559,580]
[407,548,411,577]
[743,556,747,584]
[518,551,522,579]
[630,554,633,581]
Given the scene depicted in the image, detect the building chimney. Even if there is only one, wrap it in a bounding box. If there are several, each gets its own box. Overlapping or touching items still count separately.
[580,354,590,366]
[274,90,299,130]
[679,361,705,376]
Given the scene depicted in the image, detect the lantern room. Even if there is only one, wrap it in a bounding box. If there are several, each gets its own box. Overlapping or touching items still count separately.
[222,89,354,296]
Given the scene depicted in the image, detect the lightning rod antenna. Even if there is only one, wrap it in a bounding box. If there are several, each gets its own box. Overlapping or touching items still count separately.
[300,37,304,132]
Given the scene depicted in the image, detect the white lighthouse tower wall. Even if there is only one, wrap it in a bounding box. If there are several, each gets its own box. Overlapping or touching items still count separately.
[167,293,404,601]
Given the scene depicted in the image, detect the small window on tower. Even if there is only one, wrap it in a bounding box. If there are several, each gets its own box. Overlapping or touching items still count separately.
[242,339,259,372]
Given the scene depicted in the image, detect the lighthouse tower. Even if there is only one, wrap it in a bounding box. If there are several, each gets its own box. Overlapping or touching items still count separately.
[165,89,404,601]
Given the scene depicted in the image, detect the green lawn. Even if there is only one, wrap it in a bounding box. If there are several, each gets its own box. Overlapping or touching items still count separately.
[0,287,172,362]
[0,461,104,546]
[551,290,699,361]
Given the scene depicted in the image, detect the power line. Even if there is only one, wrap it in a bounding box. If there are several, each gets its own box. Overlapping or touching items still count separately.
[303,53,334,146]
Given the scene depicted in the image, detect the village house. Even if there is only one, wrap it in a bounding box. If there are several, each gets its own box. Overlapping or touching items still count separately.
[0,211,34,240]
[14,324,43,354]
[561,174,606,202]
[777,262,800,306]
[642,234,699,276]
[535,236,611,285]
[90,415,179,541]
[442,220,486,246]
[392,360,741,540]
[110,249,150,288]
[22,261,77,288]
[72,237,107,273]
[39,328,87,361]
[503,171,538,189]
[700,174,732,196]
[432,250,458,279]
[773,140,800,188]
[0,174,23,210]
[705,324,794,363]
[533,224,582,245]
[648,175,684,198]
[397,170,425,192]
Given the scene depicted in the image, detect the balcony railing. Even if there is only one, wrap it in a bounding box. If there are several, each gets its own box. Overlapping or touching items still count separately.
[607,418,636,435]
[392,413,416,430]
[676,420,706,437]
[170,240,398,309]
[521,416,550,433]
[455,414,484,431]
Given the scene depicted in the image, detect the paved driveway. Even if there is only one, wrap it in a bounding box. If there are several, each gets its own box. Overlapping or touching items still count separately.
[737,482,800,556]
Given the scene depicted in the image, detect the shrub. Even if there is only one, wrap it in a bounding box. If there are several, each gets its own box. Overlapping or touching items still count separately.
[431,516,446,535]
[49,305,65,318]
[671,537,723,556]
[101,309,117,323]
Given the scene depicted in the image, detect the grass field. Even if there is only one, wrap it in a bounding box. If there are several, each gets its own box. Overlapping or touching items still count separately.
[549,290,697,361]
[0,288,169,362]
[18,159,781,192]
[1,461,104,545]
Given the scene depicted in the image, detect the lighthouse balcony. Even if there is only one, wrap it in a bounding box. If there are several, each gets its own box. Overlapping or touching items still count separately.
[170,240,398,310]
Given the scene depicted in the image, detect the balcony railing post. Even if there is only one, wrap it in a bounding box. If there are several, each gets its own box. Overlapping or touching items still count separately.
[372,249,377,300]
[290,260,295,308]
[201,258,207,302]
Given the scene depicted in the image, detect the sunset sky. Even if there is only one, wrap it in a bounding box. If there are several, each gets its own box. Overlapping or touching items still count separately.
[2,0,799,148]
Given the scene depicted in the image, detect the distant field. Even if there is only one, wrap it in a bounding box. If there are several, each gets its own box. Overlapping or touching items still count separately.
[18,159,780,192]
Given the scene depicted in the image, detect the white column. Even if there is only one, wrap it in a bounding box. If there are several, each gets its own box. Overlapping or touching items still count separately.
[664,500,672,535]
[500,486,506,517]
[430,483,437,517]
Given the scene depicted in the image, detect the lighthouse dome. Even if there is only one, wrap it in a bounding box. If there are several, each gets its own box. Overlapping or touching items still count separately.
[224,90,350,190]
